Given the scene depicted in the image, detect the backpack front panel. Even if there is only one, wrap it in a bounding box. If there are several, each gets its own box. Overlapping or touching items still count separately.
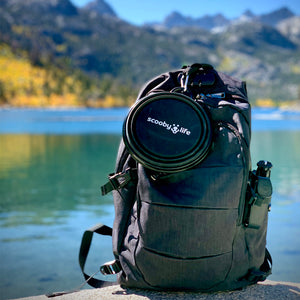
[134,241,233,290]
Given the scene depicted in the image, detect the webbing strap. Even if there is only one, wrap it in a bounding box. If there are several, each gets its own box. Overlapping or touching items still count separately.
[260,248,273,276]
[47,224,117,297]
[78,224,119,288]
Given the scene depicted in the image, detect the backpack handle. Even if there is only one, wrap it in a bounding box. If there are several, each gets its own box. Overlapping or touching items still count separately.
[181,63,215,91]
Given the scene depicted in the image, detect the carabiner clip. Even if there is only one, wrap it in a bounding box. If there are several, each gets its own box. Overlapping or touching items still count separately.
[183,75,190,92]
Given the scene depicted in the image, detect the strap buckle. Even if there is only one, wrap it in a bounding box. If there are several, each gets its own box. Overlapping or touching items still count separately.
[100,260,122,275]
[101,168,137,195]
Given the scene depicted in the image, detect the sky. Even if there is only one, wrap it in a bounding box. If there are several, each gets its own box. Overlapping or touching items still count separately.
[71,0,300,25]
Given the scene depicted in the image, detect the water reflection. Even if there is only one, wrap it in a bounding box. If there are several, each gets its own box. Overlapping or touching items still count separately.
[0,134,121,226]
[251,131,300,206]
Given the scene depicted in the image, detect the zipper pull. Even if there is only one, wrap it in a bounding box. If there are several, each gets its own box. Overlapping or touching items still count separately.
[206,92,225,99]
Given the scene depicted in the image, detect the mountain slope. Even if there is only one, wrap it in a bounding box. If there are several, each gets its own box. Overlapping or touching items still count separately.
[159,7,295,31]
[162,11,229,30]
[258,7,295,26]
[82,0,117,17]
[0,0,299,105]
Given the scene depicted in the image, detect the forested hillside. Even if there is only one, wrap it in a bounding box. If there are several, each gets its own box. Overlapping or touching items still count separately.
[0,44,135,107]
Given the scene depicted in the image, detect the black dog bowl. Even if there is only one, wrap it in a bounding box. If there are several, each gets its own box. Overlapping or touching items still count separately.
[123,92,212,172]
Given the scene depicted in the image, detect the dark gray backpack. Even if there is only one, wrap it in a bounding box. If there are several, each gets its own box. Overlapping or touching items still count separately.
[79,64,273,292]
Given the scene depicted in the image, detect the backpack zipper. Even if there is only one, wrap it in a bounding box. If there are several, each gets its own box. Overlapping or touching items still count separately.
[217,121,249,226]
[197,92,226,100]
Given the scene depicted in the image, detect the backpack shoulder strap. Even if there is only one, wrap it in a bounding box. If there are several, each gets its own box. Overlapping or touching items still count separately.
[78,224,120,288]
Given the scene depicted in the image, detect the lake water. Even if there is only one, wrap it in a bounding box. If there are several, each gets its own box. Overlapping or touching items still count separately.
[0,107,300,299]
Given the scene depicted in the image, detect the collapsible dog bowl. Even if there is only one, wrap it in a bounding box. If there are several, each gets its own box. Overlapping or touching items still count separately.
[123,92,212,173]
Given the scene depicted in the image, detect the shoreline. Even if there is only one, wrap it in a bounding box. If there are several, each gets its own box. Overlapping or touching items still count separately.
[13,280,300,300]
[1,103,300,111]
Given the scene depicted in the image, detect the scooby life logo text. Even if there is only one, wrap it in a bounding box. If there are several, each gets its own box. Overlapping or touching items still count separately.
[147,117,191,135]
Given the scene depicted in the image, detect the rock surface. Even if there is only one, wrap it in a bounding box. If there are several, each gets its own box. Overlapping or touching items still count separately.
[14,280,300,300]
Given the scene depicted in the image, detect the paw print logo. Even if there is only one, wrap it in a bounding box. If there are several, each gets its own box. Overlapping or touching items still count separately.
[171,124,180,134]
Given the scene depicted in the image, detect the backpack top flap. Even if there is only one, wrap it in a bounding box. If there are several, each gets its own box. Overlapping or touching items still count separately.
[138,64,248,103]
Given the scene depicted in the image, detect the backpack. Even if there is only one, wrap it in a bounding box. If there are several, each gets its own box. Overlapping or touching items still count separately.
[79,63,273,292]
